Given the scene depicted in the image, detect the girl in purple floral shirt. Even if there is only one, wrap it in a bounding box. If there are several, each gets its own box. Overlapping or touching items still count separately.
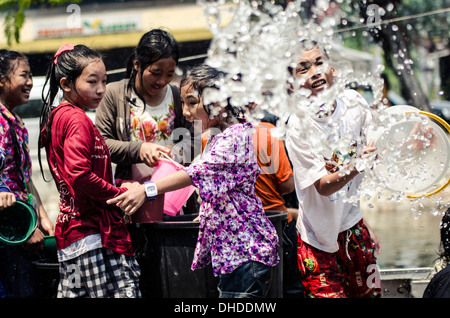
[108,65,279,298]
[0,49,54,297]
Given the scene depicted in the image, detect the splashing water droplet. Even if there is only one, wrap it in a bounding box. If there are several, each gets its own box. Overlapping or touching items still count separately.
[198,0,448,211]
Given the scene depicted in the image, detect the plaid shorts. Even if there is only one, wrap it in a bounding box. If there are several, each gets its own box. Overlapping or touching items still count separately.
[57,248,141,298]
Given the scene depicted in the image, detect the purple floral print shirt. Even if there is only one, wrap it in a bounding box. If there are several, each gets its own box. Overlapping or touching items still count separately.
[184,123,279,276]
[0,104,31,202]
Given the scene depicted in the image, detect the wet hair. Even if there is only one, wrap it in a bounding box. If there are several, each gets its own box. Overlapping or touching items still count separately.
[180,64,224,113]
[288,39,330,76]
[0,49,28,83]
[180,64,242,119]
[125,29,179,106]
[301,39,330,59]
[38,44,102,180]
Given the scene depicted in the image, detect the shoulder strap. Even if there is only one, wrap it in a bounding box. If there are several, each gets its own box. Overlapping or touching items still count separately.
[170,84,184,129]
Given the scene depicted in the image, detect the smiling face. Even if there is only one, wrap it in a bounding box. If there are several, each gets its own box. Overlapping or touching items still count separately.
[61,58,106,110]
[134,57,176,102]
[295,45,336,97]
[0,58,33,110]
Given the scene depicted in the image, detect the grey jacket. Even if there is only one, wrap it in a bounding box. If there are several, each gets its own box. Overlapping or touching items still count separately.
[95,78,192,180]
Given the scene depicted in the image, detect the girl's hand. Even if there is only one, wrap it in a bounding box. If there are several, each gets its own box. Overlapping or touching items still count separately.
[39,213,55,236]
[0,192,16,210]
[107,184,146,216]
[24,228,45,252]
[140,143,172,167]
[120,181,140,190]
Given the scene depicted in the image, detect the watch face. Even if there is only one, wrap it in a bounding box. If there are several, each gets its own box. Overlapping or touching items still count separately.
[145,182,157,197]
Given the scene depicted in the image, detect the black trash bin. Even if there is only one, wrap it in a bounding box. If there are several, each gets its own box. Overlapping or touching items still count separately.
[33,261,59,298]
[133,211,287,298]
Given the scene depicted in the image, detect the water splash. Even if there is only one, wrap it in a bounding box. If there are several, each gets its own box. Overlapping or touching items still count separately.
[197,0,449,215]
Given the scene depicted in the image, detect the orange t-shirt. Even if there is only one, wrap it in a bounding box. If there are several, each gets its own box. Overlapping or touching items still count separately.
[201,122,293,212]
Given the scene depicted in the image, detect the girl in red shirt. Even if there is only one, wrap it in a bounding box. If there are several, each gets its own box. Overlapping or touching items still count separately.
[39,44,144,298]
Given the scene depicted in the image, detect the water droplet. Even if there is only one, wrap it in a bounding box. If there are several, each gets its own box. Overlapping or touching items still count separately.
[198,0,447,216]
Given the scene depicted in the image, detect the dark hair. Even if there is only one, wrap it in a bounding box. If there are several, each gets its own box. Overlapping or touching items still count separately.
[301,39,330,59]
[0,49,28,82]
[288,39,330,76]
[0,50,31,187]
[126,29,178,102]
[38,44,102,180]
[40,44,102,123]
[180,64,223,103]
[180,64,244,120]
[180,64,235,117]
[440,208,450,260]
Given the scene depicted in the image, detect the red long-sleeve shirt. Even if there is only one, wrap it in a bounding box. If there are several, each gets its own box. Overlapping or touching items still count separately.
[42,103,133,255]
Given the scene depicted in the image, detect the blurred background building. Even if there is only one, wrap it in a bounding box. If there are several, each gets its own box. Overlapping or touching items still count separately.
[0,0,212,79]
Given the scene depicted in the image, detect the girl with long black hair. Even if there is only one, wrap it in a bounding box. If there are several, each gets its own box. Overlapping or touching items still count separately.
[39,44,144,298]
[0,49,54,297]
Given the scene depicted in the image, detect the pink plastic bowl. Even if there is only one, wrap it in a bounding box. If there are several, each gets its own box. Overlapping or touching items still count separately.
[151,158,196,216]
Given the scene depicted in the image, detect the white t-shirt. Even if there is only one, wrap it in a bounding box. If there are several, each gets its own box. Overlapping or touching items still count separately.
[286,89,372,253]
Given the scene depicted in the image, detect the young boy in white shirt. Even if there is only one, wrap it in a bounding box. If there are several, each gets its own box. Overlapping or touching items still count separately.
[286,42,381,298]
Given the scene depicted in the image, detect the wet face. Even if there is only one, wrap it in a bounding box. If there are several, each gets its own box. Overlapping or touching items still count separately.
[61,58,107,110]
[0,58,33,110]
[295,46,336,97]
[181,84,215,133]
[134,57,176,99]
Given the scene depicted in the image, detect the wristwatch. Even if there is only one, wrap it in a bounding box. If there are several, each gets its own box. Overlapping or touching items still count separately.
[144,181,158,201]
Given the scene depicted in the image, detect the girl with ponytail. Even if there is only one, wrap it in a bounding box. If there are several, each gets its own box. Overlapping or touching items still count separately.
[39,44,144,298]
